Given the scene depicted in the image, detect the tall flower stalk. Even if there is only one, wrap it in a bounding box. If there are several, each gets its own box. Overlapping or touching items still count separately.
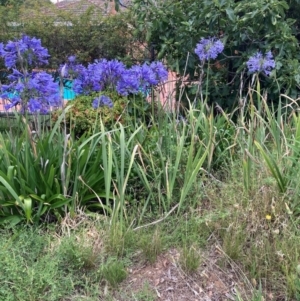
[194,37,224,103]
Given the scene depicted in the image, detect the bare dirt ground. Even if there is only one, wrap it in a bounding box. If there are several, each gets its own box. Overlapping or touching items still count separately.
[113,244,253,301]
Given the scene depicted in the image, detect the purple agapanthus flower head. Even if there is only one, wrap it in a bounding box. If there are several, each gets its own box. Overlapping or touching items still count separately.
[1,70,60,113]
[116,61,168,96]
[72,59,126,94]
[71,58,168,97]
[0,34,49,69]
[92,95,113,109]
[116,67,140,96]
[246,51,275,76]
[195,37,224,61]
[0,35,62,114]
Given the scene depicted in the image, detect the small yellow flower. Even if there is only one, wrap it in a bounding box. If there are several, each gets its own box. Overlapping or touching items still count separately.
[266,214,272,221]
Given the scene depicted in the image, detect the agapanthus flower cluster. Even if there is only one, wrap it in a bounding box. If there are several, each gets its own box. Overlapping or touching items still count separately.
[246,51,275,76]
[0,36,60,113]
[117,61,168,96]
[72,59,168,100]
[1,71,60,113]
[92,95,113,109]
[195,37,224,61]
[73,59,126,95]
[0,35,49,69]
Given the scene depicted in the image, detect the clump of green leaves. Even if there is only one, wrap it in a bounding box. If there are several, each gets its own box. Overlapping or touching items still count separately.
[0,2,142,69]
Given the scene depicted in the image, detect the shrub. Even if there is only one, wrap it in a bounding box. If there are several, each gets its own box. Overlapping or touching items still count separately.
[0,2,145,69]
[133,0,300,108]
[52,92,129,137]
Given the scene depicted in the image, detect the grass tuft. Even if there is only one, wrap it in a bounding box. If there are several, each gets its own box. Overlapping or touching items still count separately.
[179,244,201,274]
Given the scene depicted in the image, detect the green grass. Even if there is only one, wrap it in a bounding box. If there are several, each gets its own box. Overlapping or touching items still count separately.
[1,170,299,300]
[0,210,215,300]
[2,94,300,300]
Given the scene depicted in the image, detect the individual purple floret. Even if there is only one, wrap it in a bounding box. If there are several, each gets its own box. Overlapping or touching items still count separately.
[3,95,20,111]
[246,51,275,76]
[0,34,49,69]
[92,95,113,109]
[68,55,76,63]
[195,37,224,61]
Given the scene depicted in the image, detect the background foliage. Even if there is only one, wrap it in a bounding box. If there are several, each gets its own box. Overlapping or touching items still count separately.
[132,0,300,108]
[0,0,147,68]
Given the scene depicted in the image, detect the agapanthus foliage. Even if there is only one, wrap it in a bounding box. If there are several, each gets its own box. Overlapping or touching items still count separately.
[195,37,224,61]
[246,51,275,76]
[0,35,60,113]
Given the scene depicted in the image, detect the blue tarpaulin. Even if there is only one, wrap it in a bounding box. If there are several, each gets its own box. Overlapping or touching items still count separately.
[60,80,77,100]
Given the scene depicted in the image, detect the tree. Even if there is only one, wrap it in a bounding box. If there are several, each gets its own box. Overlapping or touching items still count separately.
[0,2,144,69]
[132,0,300,108]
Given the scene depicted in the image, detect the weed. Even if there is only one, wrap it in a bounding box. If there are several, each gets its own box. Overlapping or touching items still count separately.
[163,214,211,249]
[101,259,127,288]
[139,228,162,263]
[59,235,101,270]
[222,227,246,261]
[131,282,156,301]
[0,227,74,301]
[179,244,201,274]
[105,222,136,257]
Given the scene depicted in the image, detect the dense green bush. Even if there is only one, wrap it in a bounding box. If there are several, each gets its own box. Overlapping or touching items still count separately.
[52,91,165,137]
[52,92,130,137]
[132,0,300,108]
[0,1,146,68]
